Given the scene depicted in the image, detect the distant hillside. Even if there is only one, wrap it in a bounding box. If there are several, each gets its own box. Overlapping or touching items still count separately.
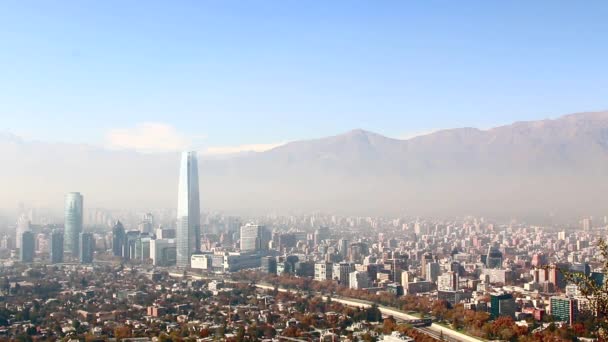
[1,111,608,220]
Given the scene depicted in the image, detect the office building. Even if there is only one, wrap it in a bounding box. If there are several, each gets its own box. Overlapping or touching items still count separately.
[49,230,64,264]
[156,228,176,239]
[112,221,125,257]
[139,213,154,234]
[314,227,330,246]
[551,296,578,325]
[315,262,333,281]
[151,238,177,266]
[490,293,515,319]
[240,224,269,252]
[16,215,30,252]
[261,256,277,274]
[176,151,201,268]
[486,245,503,269]
[420,253,434,279]
[19,231,35,262]
[438,271,459,291]
[333,262,355,287]
[425,262,440,283]
[135,235,151,260]
[338,239,349,258]
[123,231,140,260]
[79,232,94,264]
[349,270,370,289]
[64,192,84,256]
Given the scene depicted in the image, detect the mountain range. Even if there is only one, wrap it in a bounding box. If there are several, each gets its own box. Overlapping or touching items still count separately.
[2,111,608,220]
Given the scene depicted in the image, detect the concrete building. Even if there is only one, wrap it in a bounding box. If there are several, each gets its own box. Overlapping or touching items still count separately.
[333,262,355,287]
[112,221,125,257]
[315,262,333,281]
[240,224,270,252]
[150,238,177,266]
[79,232,95,264]
[50,230,64,264]
[550,296,578,325]
[490,293,515,319]
[19,231,35,262]
[349,270,370,289]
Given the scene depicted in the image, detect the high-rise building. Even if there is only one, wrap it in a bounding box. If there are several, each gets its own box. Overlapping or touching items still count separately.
[19,231,35,262]
[64,192,84,256]
[333,262,355,287]
[315,262,333,281]
[490,293,515,319]
[112,221,126,257]
[16,215,31,252]
[261,256,278,274]
[151,238,177,266]
[139,213,154,234]
[420,253,434,279]
[156,228,176,239]
[135,235,151,260]
[123,231,140,260]
[240,224,269,252]
[550,296,578,325]
[79,232,95,264]
[314,227,330,246]
[176,151,201,268]
[349,270,370,289]
[425,262,440,283]
[338,239,349,258]
[50,230,64,264]
[438,271,459,291]
[486,245,503,269]
[581,218,593,231]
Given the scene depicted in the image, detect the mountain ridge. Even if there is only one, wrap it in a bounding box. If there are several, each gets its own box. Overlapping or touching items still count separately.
[1,110,607,219]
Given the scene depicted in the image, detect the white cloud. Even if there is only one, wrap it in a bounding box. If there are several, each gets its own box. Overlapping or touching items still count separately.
[203,142,284,156]
[106,122,199,153]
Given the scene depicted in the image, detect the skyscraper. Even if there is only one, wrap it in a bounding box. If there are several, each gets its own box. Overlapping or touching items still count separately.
[176,151,201,268]
[50,230,64,264]
[64,192,84,256]
[16,215,31,252]
[79,232,94,264]
[112,221,126,257]
[486,245,503,269]
[19,231,35,262]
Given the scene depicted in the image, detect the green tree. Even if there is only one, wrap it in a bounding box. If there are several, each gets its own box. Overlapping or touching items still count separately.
[561,239,608,339]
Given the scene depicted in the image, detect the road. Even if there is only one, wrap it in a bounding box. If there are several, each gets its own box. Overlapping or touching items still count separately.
[169,272,485,342]
[254,284,485,342]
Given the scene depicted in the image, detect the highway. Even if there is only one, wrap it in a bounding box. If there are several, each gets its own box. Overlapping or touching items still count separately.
[254,284,485,342]
[169,272,485,342]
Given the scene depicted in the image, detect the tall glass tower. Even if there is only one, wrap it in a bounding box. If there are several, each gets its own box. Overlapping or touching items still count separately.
[176,151,201,268]
[64,192,83,256]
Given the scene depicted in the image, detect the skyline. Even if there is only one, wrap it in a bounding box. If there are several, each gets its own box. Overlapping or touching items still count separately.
[2,1,608,152]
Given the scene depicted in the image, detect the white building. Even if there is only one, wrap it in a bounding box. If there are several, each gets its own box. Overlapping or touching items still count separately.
[349,270,370,289]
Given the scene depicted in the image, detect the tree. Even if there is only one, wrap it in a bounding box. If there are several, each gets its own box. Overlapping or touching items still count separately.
[561,239,608,339]
[383,316,397,334]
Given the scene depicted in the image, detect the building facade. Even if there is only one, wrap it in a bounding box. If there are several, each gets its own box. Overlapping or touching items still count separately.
[79,232,95,264]
[64,192,84,256]
[50,230,64,264]
[176,151,201,268]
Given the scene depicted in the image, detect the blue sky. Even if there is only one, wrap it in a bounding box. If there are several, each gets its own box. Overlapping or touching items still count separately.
[1,1,607,153]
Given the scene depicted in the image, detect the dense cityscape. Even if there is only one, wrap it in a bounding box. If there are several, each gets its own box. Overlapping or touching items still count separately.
[0,151,605,341]
[3,2,608,341]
